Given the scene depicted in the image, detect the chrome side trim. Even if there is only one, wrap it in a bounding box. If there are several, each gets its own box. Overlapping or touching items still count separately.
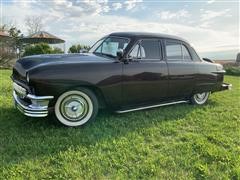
[116,100,188,113]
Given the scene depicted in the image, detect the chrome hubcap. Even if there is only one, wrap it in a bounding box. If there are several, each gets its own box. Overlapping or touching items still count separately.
[60,95,88,121]
[196,93,205,99]
[194,92,209,103]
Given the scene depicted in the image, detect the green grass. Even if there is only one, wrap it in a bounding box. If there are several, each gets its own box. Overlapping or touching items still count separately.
[0,69,240,179]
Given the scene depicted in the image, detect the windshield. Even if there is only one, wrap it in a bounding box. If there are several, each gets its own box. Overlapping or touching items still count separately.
[89,36,129,58]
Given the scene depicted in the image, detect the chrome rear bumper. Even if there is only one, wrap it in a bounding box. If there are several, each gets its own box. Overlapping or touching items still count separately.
[13,91,54,117]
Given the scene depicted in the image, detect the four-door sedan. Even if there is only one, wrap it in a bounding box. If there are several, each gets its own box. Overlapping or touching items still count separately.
[12,32,231,127]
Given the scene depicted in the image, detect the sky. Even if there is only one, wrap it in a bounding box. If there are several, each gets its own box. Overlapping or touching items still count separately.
[1,0,239,60]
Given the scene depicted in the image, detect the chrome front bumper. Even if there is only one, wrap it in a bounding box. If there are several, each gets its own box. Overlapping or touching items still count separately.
[221,83,232,91]
[13,91,54,117]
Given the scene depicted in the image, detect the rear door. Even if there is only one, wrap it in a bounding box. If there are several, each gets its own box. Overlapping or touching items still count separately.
[122,39,168,108]
[165,40,196,98]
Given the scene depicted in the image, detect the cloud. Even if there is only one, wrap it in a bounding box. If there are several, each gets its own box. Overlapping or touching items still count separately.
[200,9,231,21]
[55,14,237,54]
[28,0,111,18]
[112,2,122,10]
[207,0,216,4]
[157,9,190,20]
[3,0,238,59]
[124,0,143,11]
[199,9,232,28]
[52,0,73,7]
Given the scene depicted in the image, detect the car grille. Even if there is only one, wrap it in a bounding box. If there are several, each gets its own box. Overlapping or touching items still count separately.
[13,82,27,98]
[12,68,34,94]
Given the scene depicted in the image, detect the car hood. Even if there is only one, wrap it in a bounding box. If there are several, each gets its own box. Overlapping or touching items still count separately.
[16,53,112,71]
[13,53,113,77]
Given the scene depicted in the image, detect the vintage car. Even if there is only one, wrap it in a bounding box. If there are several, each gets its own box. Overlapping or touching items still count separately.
[12,32,232,127]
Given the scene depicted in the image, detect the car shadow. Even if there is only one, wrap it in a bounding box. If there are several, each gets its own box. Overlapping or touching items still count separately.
[0,102,202,167]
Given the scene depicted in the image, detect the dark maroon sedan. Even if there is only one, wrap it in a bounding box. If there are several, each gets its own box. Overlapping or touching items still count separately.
[12,32,231,127]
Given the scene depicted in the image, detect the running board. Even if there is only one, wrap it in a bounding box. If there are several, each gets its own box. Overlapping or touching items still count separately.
[116,100,188,113]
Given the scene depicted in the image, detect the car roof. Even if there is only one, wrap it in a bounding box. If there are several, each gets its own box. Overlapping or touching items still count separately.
[109,32,189,44]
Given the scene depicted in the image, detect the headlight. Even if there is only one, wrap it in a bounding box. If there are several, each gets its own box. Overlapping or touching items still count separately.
[216,64,223,71]
[26,73,30,83]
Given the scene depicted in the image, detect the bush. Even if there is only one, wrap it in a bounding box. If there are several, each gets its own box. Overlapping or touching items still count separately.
[224,66,240,76]
[236,52,240,63]
[23,43,63,57]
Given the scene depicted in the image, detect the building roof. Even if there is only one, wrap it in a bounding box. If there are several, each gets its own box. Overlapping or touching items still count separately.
[0,31,9,36]
[21,31,65,44]
[0,31,12,42]
[0,31,11,40]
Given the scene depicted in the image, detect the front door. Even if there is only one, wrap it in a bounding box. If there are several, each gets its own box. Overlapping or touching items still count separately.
[122,39,168,108]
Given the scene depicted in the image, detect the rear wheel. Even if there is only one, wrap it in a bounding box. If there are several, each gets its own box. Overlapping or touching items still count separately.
[55,89,98,127]
[190,92,210,105]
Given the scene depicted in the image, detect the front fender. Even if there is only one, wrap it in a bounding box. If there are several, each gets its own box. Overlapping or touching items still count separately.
[28,62,123,109]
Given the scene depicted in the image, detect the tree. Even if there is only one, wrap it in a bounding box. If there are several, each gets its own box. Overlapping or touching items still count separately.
[0,24,23,67]
[0,19,15,32]
[8,27,24,52]
[0,48,16,68]
[25,16,43,35]
[0,24,7,32]
[68,44,90,53]
[23,43,64,57]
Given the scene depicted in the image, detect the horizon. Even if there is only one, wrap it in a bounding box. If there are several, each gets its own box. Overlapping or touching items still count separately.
[1,0,239,60]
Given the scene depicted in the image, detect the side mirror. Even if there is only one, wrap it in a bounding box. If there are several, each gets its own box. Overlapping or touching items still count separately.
[203,58,215,63]
[116,49,124,60]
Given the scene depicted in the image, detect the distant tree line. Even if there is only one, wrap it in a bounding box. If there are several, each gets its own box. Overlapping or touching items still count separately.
[23,43,64,57]
[68,44,90,53]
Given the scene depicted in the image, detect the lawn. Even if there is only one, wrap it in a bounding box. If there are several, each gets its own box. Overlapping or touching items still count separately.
[0,69,240,179]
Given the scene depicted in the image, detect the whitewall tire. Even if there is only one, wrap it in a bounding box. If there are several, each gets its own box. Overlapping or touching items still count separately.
[55,89,98,127]
[191,92,210,105]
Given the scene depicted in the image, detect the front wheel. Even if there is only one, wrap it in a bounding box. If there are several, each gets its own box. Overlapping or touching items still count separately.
[54,89,98,127]
[190,92,210,105]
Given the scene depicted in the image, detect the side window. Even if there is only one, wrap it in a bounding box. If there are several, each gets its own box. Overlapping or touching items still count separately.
[166,41,192,61]
[166,42,182,60]
[129,44,140,59]
[182,45,192,61]
[141,40,161,60]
